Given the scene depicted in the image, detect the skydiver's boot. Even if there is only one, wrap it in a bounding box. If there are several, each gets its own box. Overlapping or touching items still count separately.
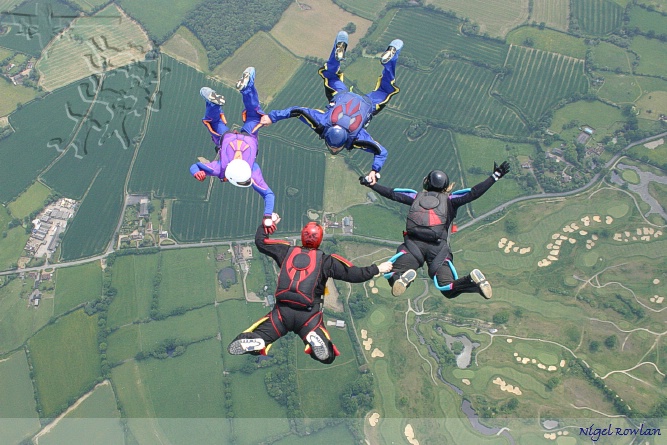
[334,30,348,61]
[236,66,255,91]
[305,331,330,361]
[450,270,492,299]
[381,39,403,65]
[392,269,417,296]
[471,269,492,299]
[200,87,225,106]
[228,332,265,355]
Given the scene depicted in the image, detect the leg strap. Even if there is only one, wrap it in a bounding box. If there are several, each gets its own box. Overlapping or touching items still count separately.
[433,260,458,291]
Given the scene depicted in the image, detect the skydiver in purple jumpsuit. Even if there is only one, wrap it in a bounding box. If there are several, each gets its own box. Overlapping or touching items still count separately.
[190,67,277,234]
[260,31,403,185]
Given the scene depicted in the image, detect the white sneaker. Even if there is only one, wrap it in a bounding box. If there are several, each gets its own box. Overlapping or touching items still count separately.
[228,337,265,355]
[306,331,330,361]
[381,39,403,64]
[392,269,416,296]
[236,67,255,90]
[334,30,348,61]
[471,269,492,299]
[200,87,225,105]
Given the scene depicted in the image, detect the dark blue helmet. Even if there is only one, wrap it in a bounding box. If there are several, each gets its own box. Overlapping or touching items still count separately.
[423,170,449,192]
[324,125,347,154]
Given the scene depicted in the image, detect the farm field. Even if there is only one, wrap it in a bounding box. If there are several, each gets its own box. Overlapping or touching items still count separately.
[636,0,667,9]
[0,350,40,445]
[631,35,667,77]
[0,278,53,353]
[107,253,159,327]
[0,206,29,270]
[37,4,151,91]
[28,309,101,418]
[505,27,587,59]
[323,152,370,214]
[628,5,667,34]
[160,26,208,73]
[550,100,625,141]
[593,71,643,104]
[571,0,624,35]
[270,0,372,59]
[7,180,51,220]
[530,0,569,31]
[214,31,301,102]
[117,0,205,43]
[425,0,529,37]
[334,0,388,19]
[158,248,216,315]
[0,76,37,117]
[346,204,406,241]
[54,262,102,315]
[0,0,24,12]
[636,89,667,120]
[497,45,588,122]
[590,41,633,72]
[68,0,108,12]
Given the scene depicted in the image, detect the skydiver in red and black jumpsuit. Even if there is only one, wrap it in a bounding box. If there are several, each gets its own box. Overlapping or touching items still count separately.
[227,218,393,364]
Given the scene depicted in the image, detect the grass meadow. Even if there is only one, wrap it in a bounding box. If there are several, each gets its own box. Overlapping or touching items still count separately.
[214,32,302,103]
[323,152,372,214]
[0,75,37,117]
[594,71,643,104]
[161,26,209,73]
[217,300,270,366]
[0,0,25,12]
[530,0,570,31]
[107,253,159,327]
[628,138,667,167]
[270,0,372,59]
[158,248,216,315]
[0,350,40,445]
[0,279,53,354]
[117,0,205,42]
[628,5,667,34]
[346,204,406,241]
[0,217,29,271]
[571,0,624,35]
[550,99,624,140]
[37,4,151,91]
[7,181,51,220]
[54,261,102,315]
[591,41,633,72]
[631,35,667,77]
[272,423,355,445]
[426,0,529,37]
[29,309,101,418]
[335,0,388,18]
[68,0,108,12]
[506,27,587,59]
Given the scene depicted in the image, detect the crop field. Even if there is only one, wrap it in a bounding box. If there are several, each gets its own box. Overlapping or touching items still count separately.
[505,27,587,59]
[7,181,51,219]
[346,204,405,241]
[373,8,509,68]
[229,371,286,419]
[54,262,102,315]
[0,0,76,56]
[0,351,40,445]
[217,300,269,361]
[0,279,53,353]
[0,82,82,203]
[158,248,216,315]
[38,382,124,445]
[335,0,388,19]
[0,76,37,117]
[425,0,529,38]
[28,309,101,418]
[323,153,372,214]
[160,26,208,73]
[270,0,372,60]
[530,0,569,31]
[0,0,24,12]
[117,0,205,42]
[628,5,667,34]
[107,254,159,327]
[637,90,667,121]
[0,223,28,271]
[69,0,109,12]
[397,60,528,136]
[571,0,624,35]
[590,41,633,72]
[497,45,588,122]
[631,35,667,77]
[213,32,301,102]
[37,5,151,92]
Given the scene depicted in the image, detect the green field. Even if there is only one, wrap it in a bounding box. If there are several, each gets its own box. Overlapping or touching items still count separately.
[37,382,124,445]
[68,0,108,12]
[158,248,216,315]
[530,0,569,31]
[7,181,51,220]
[160,26,209,73]
[594,71,643,104]
[346,204,405,240]
[28,309,101,418]
[0,212,28,271]
[497,45,589,122]
[628,141,667,172]
[0,351,40,445]
[54,262,102,315]
[506,27,587,59]
[107,253,159,327]
[0,279,53,353]
[628,5,667,34]
[590,41,633,72]
[631,35,667,77]
[571,0,624,35]
[117,0,205,42]
[425,0,529,37]
[550,100,624,141]
[334,0,388,19]
[0,75,38,117]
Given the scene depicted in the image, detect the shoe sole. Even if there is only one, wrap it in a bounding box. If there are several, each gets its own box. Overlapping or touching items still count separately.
[306,332,330,361]
[208,94,225,106]
[228,338,265,355]
[392,269,416,296]
[471,269,492,299]
[381,48,397,64]
[335,43,347,61]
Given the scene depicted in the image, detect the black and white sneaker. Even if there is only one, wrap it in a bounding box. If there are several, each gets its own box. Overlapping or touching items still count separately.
[471,269,492,299]
[200,87,225,105]
[306,331,330,361]
[236,67,255,90]
[392,269,416,296]
[228,336,265,355]
[334,31,348,61]
[381,39,403,64]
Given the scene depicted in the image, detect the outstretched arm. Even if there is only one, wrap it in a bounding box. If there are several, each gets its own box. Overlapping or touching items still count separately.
[325,254,380,283]
[190,161,222,180]
[254,223,290,267]
[353,129,387,174]
[450,161,510,208]
[366,183,416,205]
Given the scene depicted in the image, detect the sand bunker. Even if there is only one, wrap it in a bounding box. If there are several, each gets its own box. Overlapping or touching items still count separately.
[514,353,560,372]
[498,238,531,255]
[371,348,385,358]
[404,424,420,445]
[369,412,380,426]
[369,280,374,287]
[493,377,522,395]
[371,288,379,294]
[644,138,664,149]
[654,279,660,285]
[363,338,373,350]
[650,296,664,304]
[606,216,613,224]
[614,228,662,243]
[361,329,367,340]
[560,359,566,367]
[462,378,471,386]
[507,339,513,344]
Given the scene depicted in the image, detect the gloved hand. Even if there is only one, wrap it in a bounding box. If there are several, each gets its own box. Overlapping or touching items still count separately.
[492,161,510,181]
[194,171,206,181]
[263,214,277,235]
[377,261,393,274]
[359,171,380,187]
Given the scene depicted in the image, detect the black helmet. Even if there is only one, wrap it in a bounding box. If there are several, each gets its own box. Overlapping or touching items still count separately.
[423,170,449,192]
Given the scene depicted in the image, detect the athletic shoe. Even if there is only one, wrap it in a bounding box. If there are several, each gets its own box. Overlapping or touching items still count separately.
[392,269,416,296]
[334,30,348,61]
[228,336,265,355]
[471,269,492,299]
[305,331,330,361]
[200,87,225,105]
[236,66,255,90]
[381,39,403,65]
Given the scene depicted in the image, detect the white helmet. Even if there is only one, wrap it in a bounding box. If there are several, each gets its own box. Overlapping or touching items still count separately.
[225,159,252,187]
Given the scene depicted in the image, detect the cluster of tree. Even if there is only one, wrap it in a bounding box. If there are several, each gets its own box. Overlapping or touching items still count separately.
[339,374,374,415]
[492,310,510,325]
[348,292,370,318]
[183,0,293,70]
[574,358,632,416]
[135,338,187,360]
[545,376,561,391]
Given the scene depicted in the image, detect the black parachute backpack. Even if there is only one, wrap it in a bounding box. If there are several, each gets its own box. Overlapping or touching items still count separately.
[275,247,324,309]
[405,191,449,243]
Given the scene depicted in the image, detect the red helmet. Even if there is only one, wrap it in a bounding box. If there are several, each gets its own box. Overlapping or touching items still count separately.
[301,222,323,248]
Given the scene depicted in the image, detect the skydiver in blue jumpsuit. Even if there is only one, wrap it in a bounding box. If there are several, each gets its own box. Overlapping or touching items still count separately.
[260,31,403,185]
